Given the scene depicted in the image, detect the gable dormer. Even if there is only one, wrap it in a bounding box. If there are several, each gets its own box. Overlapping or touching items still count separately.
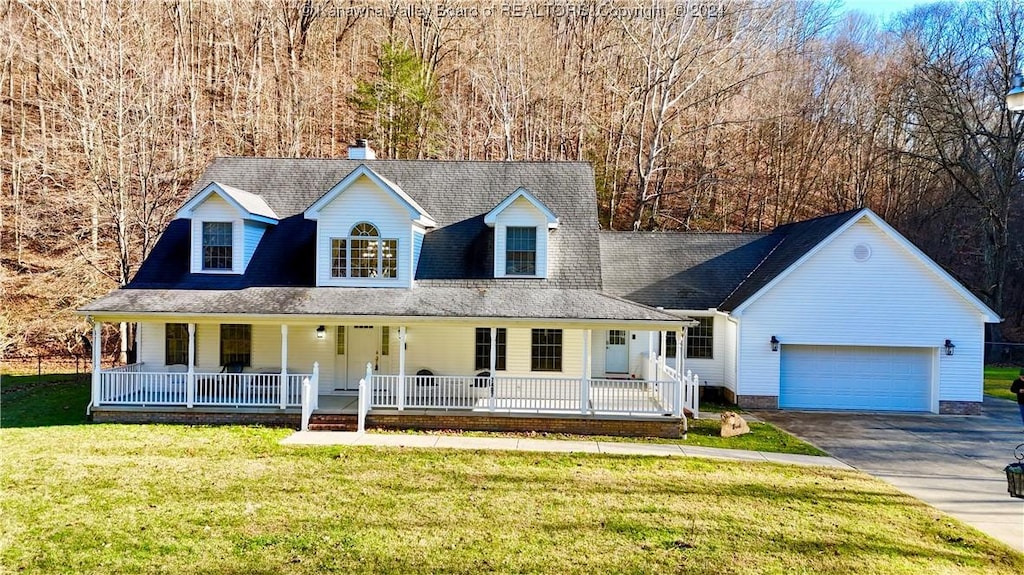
[176,182,279,275]
[485,188,559,279]
[304,165,436,288]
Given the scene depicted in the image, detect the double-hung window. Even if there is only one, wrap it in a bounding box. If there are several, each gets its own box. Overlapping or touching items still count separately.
[531,328,562,372]
[331,222,398,278]
[220,324,251,367]
[202,222,233,270]
[505,227,537,275]
[165,323,191,365]
[475,328,507,371]
[685,317,714,359]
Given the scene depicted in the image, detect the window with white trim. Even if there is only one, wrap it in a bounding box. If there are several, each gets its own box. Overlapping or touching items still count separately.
[505,227,537,275]
[202,222,233,270]
[165,323,193,365]
[475,328,507,371]
[685,317,713,359]
[531,328,562,371]
[220,324,251,367]
[331,222,398,278]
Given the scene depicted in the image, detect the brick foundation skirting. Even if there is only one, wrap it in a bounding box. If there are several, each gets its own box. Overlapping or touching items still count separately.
[367,413,686,438]
[92,409,301,427]
[938,401,982,415]
[735,395,779,410]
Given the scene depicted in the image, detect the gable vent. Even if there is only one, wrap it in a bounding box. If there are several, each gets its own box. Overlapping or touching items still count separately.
[852,243,872,262]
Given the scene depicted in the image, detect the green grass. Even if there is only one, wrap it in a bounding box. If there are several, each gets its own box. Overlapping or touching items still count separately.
[0,374,90,428]
[2,424,1021,574]
[984,366,1023,401]
[2,382,1022,573]
[378,416,826,456]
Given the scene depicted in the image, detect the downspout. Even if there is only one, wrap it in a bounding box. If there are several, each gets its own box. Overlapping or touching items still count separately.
[715,309,740,402]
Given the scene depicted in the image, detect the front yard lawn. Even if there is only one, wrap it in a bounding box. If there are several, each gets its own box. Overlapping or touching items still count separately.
[2,422,1022,573]
[984,366,1023,401]
[378,415,826,456]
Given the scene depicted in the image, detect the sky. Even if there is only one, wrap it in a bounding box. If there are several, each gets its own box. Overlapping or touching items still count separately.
[839,0,935,19]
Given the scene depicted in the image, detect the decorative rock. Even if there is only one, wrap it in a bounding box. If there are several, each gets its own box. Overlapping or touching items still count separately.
[720,411,750,438]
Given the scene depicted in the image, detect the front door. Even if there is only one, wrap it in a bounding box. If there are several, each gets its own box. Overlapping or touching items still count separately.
[605,330,628,374]
[345,325,378,390]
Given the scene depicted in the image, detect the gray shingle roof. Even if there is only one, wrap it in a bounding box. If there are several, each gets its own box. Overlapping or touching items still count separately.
[183,157,601,288]
[100,156,867,321]
[80,287,686,324]
[599,232,779,310]
[600,210,865,311]
[719,210,863,311]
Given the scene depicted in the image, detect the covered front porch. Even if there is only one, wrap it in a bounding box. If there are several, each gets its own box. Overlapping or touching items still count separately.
[84,300,700,431]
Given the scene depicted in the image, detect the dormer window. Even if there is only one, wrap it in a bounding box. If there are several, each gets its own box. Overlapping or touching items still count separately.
[202,222,233,270]
[506,227,537,275]
[331,222,398,279]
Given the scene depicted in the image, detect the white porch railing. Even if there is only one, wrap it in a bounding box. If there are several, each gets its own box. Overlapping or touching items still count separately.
[366,371,692,417]
[96,364,313,408]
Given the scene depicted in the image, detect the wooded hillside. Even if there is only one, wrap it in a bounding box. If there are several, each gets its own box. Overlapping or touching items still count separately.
[2,0,1022,355]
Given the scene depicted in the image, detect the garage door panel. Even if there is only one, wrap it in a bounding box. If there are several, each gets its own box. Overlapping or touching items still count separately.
[780,345,931,411]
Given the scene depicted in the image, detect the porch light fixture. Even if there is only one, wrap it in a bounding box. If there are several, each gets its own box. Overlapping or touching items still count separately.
[316,325,326,339]
[770,335,780,352]
[944,339,955,356]
[1007,72,1024,111]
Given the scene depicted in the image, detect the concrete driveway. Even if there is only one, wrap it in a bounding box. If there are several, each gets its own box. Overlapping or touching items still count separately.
[756,396,1024,553]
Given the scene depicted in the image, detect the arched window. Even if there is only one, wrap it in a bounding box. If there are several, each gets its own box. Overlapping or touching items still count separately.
[351,222,379,237]
[331,222,398,279]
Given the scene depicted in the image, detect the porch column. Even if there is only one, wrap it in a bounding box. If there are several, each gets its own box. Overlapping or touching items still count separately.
[580,329,591,414]
[186,323,196,408]
[675,327,684,417]
[91,320,102,407]
[489,327,497,412]
[279,324,288,409]
[658,331,668,380]
[680,326,688,375]
[397,326,406,411]
[648,331,656,381]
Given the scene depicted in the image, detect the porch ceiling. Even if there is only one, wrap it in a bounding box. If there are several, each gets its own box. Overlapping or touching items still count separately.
[79,286,691,327]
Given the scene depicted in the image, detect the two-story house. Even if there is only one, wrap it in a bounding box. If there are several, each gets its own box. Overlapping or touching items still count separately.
[80,141,1000,435]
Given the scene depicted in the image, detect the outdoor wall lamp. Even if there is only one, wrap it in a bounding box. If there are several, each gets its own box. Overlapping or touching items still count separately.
[316,325,326,339]
[1007,72,1024,111]
[944,339,955,356]
[770,335,780,352]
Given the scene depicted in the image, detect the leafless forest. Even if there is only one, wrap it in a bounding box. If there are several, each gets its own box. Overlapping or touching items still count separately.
[1,0,1022,355]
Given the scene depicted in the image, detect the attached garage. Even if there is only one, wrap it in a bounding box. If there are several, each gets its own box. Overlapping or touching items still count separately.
[780,345,932,412]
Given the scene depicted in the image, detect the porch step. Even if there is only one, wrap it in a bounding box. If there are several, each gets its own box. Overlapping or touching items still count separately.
[307,413,359,431]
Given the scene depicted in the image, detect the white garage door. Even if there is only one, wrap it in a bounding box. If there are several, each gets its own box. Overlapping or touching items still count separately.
[780,345,932,411]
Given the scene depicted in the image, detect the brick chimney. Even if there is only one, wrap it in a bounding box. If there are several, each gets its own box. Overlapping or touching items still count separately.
[347,139,376,160]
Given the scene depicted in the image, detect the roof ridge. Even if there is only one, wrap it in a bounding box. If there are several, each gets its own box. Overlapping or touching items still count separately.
[717,234,788,307]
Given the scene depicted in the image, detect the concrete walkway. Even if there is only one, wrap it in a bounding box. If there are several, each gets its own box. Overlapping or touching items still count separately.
[756,396,1024,553]
[281,430,853,469]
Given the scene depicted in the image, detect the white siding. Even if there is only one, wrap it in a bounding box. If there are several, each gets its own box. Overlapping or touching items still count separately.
[736,219,986,407]
[675,314,727,387]
[722,317,737,391]
[315,175,413,288]
[138,322,165,365]
[398,325,586,378]
[190,195,245,274]
[493,197,550,279]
